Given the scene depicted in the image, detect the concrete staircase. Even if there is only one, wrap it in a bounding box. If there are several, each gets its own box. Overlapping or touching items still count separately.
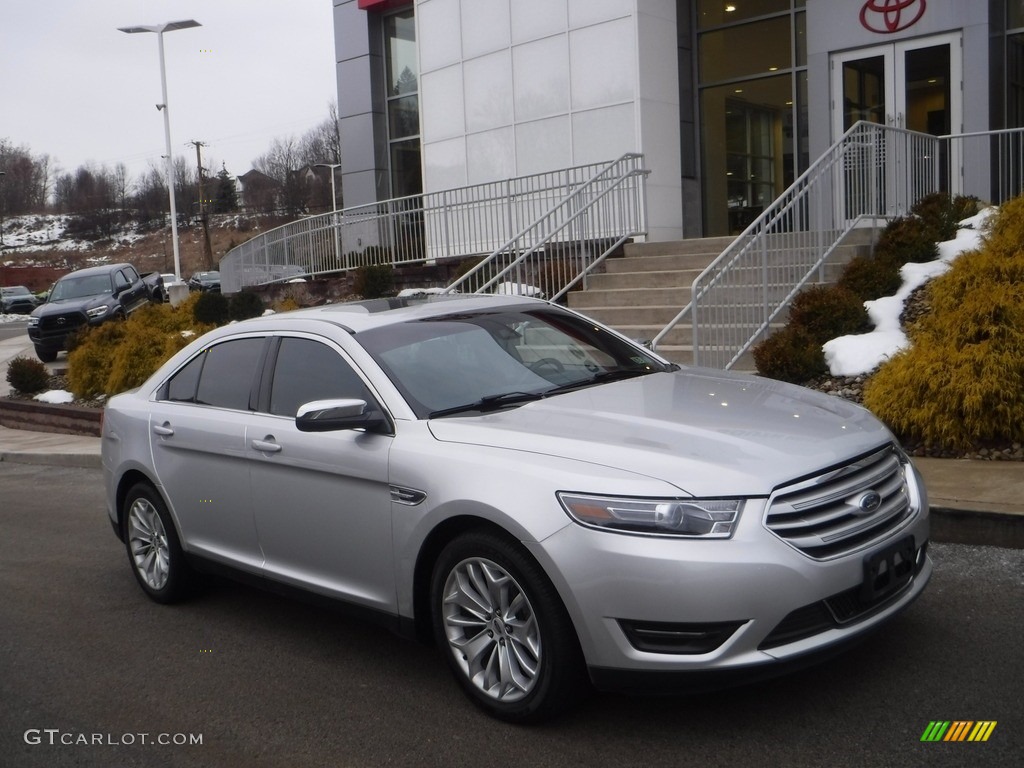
[568,231,874,369]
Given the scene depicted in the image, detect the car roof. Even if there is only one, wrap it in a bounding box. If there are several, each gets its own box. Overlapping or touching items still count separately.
[228,293,552,335]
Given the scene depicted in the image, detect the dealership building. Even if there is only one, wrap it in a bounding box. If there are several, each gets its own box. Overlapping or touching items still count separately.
[332,0,1022,242]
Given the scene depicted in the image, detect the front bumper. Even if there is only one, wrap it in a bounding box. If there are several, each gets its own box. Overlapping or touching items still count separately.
[527,493,930,689]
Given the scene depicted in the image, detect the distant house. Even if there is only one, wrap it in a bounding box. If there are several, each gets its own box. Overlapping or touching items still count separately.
[237,170,281,214]
[289,165,342,214]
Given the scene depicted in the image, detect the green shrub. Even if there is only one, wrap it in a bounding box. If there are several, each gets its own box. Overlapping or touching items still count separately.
[229,291,265,321]
[193,291,231,325]
[910,193,981,242]
[752,326,828,383]
[863,204,1024,450]
[875,216,939,264]
[6,355,50,394]
[787,285,872,344]
[837,251,903,301]
[352,264,394,299]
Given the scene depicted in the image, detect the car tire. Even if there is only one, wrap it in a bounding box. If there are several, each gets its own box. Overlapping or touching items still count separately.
[431,530,586,722]
[122,483,200,604]
[34,345,57,363]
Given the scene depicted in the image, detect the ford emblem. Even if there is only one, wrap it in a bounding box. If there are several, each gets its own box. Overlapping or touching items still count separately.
[856,490,882,515]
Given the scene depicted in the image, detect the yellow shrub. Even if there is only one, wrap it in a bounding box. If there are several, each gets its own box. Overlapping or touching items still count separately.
[67,299,214,399]
[863,207,1024,450]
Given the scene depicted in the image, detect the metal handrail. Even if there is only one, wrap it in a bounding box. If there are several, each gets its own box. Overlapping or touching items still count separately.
[653,122,1024,369]
[444,154,649,300]
[219,155,647,294]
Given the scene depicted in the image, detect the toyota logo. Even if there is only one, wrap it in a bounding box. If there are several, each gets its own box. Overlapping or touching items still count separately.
[56,317,66,325]
[859,0,926,34]
[855,491,883,515]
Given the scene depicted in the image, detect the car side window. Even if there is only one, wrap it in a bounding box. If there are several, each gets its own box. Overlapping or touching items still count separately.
[268,337,373,417]
[114,269,131,291]
[165,353,204,402]
[163,338,265,408]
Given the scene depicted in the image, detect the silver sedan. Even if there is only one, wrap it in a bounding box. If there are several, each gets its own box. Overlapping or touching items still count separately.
[102,294,931,721]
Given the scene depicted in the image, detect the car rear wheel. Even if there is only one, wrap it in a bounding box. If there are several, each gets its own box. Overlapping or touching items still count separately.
[431,531,585,722]
[123,483,199,604]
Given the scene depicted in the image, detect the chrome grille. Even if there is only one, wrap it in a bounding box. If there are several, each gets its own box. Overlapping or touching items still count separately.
[764,445,914,559]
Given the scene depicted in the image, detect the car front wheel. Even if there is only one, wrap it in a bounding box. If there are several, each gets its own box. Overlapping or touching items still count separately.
[123,483,199,604]
[33,345,57,363]
[431,531,585,722]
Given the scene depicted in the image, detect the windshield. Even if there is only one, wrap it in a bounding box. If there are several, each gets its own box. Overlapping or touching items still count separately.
[2,286,31,297]
[358,306,673,418]
[50,274,113,301]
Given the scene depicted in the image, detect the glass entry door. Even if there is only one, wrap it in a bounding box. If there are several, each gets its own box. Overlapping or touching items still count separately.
[831,33,961,218]
[831,33,961,138]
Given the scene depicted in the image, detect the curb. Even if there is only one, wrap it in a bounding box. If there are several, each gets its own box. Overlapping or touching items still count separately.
[0,450,102,469]
[929,506,1024,549]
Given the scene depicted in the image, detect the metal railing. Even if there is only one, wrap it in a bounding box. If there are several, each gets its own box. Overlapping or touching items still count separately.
[653,122,1024,369]
[219,155,648,294]
[444,154,648,300]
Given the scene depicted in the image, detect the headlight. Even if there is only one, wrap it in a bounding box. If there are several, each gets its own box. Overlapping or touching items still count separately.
[28,316,39,327]
[558,492,742,538]
[86,305,109,318]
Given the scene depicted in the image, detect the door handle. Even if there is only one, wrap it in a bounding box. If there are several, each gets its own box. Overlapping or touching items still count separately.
[251,438,282,453]
[152,423,174,436]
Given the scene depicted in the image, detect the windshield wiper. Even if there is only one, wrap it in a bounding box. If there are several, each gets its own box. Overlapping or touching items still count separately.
[428,391,545,418]
[542,367,656,397]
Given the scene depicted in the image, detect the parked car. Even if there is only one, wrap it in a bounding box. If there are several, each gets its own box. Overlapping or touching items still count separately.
[101,295,931,722]
[1,285,41,314]
[27,263,164,362]
[188,270,220,292]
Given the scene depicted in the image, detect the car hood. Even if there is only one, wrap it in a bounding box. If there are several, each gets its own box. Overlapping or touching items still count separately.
[426,370,893,497]
[31,296,109,316]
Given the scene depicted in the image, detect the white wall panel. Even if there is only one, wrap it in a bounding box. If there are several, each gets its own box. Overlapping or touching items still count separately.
[423,136,468,193]
[462,0,512,58]
[571,104,636,165]
[467,127,516,184]
[568,0,633,29]
[511,0,568,44]
[465,50,514,132]
[515,116,572,176]
[421,65,466,141]
[512,36,570,122]
[570,19,636,110]
[418,0,463,72]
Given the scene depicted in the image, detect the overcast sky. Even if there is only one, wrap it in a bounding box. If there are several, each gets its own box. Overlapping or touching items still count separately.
[1,0,337,183]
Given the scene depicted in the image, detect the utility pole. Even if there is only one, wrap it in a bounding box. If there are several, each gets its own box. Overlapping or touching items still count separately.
[189,140,214,269]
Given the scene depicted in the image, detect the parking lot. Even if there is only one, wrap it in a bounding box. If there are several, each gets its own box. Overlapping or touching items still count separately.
[0,462,1021,767]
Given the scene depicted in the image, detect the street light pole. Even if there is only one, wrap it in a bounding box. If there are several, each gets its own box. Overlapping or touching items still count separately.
[119,20,201,282]
[314,163,342,272]
[0,170,6,249]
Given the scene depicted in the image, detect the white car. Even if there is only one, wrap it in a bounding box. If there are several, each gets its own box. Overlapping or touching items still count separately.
[102,294,931,721]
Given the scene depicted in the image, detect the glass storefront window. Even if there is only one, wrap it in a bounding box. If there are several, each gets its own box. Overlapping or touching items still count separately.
[384,9,421,197]
[699,16,791,82]
[697,0,789,29]
[701,74,794,234]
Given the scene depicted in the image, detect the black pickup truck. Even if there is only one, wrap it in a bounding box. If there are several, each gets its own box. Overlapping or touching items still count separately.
[27,263,164,362]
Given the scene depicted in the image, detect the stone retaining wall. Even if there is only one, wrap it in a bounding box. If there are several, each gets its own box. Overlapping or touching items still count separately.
[0,399,101,437]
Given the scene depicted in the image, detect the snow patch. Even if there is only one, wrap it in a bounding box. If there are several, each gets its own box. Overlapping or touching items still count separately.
[822,208,993,377]
[33,390,75,404]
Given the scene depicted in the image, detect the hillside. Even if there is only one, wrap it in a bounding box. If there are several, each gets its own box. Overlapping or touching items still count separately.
[0,212,278,291]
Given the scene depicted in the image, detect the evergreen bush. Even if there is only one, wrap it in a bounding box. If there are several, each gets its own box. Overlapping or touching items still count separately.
[352,264,394,299]
[6,355,50,394]
[229,291,265,321]
[837,251,903,301]
[751,326,827,383]
[787,285,872,344]
[67,298,213,399]
[874,216,938,264]
[193,290,231,325]
[863,198,1024,450]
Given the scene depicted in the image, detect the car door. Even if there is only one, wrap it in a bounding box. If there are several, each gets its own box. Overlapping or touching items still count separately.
[117,266,147,313]
[246,335,396,612]
[149,336,267,571]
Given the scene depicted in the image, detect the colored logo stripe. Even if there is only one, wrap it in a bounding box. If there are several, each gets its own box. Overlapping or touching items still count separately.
[920,721,997,742]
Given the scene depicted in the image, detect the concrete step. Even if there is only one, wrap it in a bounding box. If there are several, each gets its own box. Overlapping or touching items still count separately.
[624,236,735,258]
[572,305,682,326]
[586,269,700,291]
[570,286,690,309]
[606,252,722,274]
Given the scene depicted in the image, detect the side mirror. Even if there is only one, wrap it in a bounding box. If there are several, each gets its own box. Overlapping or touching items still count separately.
[295,398,388,433]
